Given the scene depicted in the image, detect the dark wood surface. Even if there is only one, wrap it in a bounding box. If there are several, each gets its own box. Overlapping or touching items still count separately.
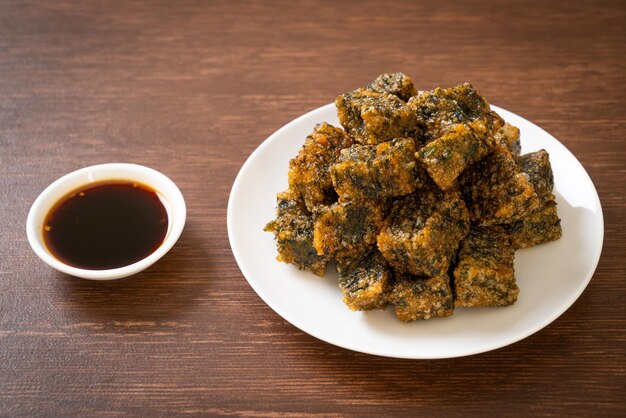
[1,0,624,416]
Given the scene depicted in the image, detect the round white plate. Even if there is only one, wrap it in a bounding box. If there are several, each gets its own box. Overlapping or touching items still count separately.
[227,103,604,359]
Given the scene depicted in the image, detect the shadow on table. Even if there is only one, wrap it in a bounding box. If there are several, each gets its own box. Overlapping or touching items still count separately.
[51,221,215,322]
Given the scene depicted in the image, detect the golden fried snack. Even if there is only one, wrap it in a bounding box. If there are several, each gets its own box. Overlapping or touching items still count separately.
[517,150,554,201]
[389,274,454,322]
[495,122,521,158]
[336,249,393,311]
[377,187,469,277]
[408,83,504,143]
[409,84,504,190]
[507,202,562,249]
[454,226,518,307]
[416,120,496,190]
[264,191,329,276]
[313,200,386,259]
[335,88,417,145]
[367,72,417,101]
[460,146,540,225]
[288,122,353,212]
[265,73,564,321]
[506,150,562,249]
[330,138,422,202]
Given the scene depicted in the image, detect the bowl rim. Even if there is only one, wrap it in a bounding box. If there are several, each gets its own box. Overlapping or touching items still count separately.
[26,163,186,280]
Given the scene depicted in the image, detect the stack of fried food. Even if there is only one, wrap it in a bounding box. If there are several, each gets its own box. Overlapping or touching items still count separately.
[265,73,562,322]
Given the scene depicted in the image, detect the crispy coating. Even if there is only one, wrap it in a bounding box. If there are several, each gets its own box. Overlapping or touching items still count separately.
[495,122,521,158]
[506,150,562,249]
[517,150,554,201]
[266,75,563,320]
[506,201,562,249]
[335,88,417,145]
[409,84,503,189]
[416,120,496,190]
[264,191,329,276]
[408,83,504,143]
[313,200,386,259]
[288,122,353,211]
[367,72,417,101]
[460,146,540,224]
[330,138,421,202]
[377,187,470,277]
[389,274,454,322]
[336,249,393,311]
[454,226,518,307]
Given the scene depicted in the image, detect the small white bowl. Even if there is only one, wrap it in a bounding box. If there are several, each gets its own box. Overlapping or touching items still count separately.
[26,163,186,280]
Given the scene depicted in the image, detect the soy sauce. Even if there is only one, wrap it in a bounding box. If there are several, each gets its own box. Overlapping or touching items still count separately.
[43,181,169,270]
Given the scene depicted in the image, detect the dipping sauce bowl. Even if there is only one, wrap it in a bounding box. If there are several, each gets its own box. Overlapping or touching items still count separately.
[26,163,186,280]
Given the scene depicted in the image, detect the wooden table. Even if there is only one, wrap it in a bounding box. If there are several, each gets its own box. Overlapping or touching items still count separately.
[2,1,624,416]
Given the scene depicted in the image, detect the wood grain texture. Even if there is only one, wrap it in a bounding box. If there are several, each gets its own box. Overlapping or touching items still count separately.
[1,0,624,416]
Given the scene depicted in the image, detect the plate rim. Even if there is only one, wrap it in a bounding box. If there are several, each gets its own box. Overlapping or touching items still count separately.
[227,102,604,359]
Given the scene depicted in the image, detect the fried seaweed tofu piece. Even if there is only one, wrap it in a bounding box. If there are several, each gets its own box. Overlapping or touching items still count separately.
[330,138,421,202]
[454,226,518,307]
[506,150,562,249]
[389,274,454,322]
[313,200,386,259]
[408,83,504,143]
[495,122,521,158]
[517,150,554,201]
[507,201,562,249]
[335,88,417,145]
[367,72,417,101]
[377,187,470,277]
[416,120,496,190]
[264,191,329,276]
[409,84,504,189]
[336,249,393,311]
[460,146,540,225]
[288,122,353,211]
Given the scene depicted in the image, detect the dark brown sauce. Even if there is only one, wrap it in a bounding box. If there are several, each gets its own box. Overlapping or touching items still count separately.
[43,180,169,270]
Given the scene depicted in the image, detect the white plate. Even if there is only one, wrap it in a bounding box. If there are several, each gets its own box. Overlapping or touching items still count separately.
[227,103,604,359]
